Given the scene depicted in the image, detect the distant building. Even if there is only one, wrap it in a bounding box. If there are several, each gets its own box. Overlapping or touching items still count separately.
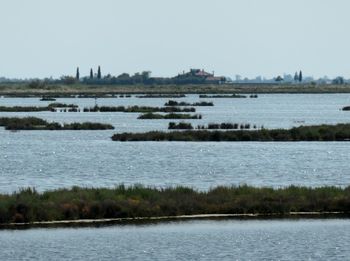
[176,69,227,84]
[189,69,213,77]
[205,76,226,84]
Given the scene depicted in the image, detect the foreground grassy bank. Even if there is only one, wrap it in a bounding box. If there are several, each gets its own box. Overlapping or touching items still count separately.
[2,83,350,96]
[0,185,349,225]
[112,123,350,141]
[0,117,114,130]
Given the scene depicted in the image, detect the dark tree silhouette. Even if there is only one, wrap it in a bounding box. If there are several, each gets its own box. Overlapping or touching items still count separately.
[90,68,93,79]
[275,75,283,82]
[333,76,344,85]
[76,67,80,80]
[97,66,101,79]
[294,72,299,82]
[299,70,303,82]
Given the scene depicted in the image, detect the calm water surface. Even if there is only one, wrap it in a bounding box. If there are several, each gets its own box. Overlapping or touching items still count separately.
[1,95,350,260]
[1,94,350,130]
[0,219,349,260]
[1,94,350,193]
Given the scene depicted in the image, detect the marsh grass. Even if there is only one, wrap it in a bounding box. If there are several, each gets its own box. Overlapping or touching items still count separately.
[168,122,194,130]
[83,105,195,113]
[0,185,349,224]
[136,94,186,98]
[197,123,253,130]
[0,117,114,130]
[112,123,350,141]
[165,100,214,106]
[199,94,247,98]
[0,103,78,112]
[138,113,202,120]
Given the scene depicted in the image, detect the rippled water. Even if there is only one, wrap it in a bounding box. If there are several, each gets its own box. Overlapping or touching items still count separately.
[1,94,350,259]
[0,219,349,260]
[1,94,350,130]
[1,94,350,193]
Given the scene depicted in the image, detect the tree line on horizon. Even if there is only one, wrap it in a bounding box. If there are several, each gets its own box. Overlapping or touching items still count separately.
[275,70,303,83]
[63,67,226,85]
[63,67,349,85]
[1,66,348,85]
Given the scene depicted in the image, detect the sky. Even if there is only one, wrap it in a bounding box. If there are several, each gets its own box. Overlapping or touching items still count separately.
[1,0,350,79]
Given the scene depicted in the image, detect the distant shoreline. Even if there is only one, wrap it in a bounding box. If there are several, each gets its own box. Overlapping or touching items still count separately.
[2,83,350,96]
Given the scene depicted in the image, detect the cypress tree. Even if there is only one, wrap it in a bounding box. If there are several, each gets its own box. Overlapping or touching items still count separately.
[90,68,93,79]
[97,66,101,79]
[76,67,80,80]
[299,70,303,82]
[294,72,298,82]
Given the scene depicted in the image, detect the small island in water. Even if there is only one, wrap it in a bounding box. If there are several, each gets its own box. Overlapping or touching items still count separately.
[112,123,350,141]
[0,117,114,131]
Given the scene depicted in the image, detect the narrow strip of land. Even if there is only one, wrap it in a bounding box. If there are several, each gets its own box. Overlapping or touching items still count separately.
[137,113,202,120]
[84,106,195,113]
[165,100,214,106]
[0,104,196,113]
[112,123,350,141]
[0,185,349,226]
[0,117,114,130]
[2,83,350,96]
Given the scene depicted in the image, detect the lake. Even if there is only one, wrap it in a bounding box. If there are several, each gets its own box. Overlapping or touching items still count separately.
[0,219,349,260]
[1,94,350,193]
[1,94,350,260]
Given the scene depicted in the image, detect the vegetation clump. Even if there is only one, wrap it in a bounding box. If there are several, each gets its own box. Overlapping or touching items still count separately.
[48,103,80,112]
[138,113,202,120]
[40,96,56,101]
[0,104,196,113]
[199,94,247,98]
[75,94,133,98]
[0,103,79,112]
[0,185,349,225]
[0,106,49,112]
[0,117,114,131]
[0,117,48,129]
[342,106,350,111]
[197,123,253,130]
[168,122,256,130]
[165,100,214,106]
[168,122,194,130]
[83,105,195,113]
[112,123,350,141]
[48,103,78,108]
[137,94,186,98]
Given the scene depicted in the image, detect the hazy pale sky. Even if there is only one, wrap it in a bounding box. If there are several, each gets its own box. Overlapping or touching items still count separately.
[1,0,349,79]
